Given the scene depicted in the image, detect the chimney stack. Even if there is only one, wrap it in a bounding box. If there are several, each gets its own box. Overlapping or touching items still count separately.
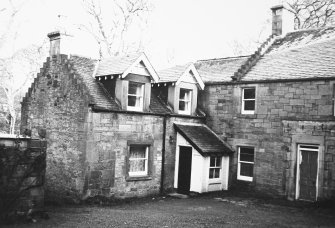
[47,31,61,56]
[47,31,74,57]
[271,4,295,36]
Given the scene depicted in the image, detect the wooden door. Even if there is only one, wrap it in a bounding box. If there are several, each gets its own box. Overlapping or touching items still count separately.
[298,145,318,201]
[177,146,192,194]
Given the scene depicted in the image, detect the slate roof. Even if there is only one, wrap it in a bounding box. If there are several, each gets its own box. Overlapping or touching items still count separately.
[243,27,335,81]
[174,124,233,155]
[149,92,171,114]
[70,55,121,110]
[158,64,191,82]
[95,53,142,77]
[194,56,249,83]
[70,55,173,114]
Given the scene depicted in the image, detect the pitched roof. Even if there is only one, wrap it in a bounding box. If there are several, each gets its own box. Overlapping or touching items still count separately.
[95,53,142,77]
[95,52,159,82]
[174,123,233,156]
[195,56,249,83]
[158,64,191,82]
[70,55,120,110]
[243,27,335,81]
[70,55,172,114]
[149,92,171,114]
[158,63,205,89]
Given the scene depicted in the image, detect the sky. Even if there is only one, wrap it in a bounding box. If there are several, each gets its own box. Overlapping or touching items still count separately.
[1,0,282,69]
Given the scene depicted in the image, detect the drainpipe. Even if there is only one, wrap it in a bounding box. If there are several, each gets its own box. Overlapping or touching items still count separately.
[160,115,167,194]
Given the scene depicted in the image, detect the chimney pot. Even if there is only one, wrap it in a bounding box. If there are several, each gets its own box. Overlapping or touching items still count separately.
[48,31,61,56]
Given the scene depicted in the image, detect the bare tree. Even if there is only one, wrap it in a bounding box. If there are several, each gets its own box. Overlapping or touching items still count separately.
[288,0,335,29]
[0,44,48,134]
[80,0,152,58]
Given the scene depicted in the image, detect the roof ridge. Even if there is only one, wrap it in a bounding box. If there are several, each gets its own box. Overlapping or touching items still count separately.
[196,55,250,63]
[267,34,335,55]
[286,26,335,35]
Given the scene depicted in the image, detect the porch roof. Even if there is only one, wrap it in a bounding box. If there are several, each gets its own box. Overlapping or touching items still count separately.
[174,124,234,156]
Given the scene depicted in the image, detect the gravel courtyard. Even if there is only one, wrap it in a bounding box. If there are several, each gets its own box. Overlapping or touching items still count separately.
[5,193,335,228]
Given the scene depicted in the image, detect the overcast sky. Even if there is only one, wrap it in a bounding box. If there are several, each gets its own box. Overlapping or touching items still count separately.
[2,0,282,69]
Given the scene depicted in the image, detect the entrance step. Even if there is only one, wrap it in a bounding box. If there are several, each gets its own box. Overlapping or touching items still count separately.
[168,193,189,199]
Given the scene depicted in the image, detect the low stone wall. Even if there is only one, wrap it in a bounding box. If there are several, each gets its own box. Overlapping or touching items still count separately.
[0,136,46,215]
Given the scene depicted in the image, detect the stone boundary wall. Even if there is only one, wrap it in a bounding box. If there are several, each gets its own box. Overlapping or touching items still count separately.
[0,136,46,213]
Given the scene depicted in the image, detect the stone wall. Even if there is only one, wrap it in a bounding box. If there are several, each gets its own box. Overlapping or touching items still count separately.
[85,111,204,198]
[21,55,90,202]
[0,137,46,213]
[199,80,335,199]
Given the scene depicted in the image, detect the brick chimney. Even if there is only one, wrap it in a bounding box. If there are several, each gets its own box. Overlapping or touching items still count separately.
[271,4,295,36]
[47,31,74,57]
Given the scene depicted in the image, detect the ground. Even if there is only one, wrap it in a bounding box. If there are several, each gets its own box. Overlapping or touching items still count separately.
[5,192,335,227]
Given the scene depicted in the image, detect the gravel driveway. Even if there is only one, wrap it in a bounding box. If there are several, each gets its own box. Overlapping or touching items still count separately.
[4,193,335,227]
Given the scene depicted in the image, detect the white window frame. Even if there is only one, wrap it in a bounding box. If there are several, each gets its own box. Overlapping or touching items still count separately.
[237,147,254,182]
[178,88,192,115]
[241,87,256,114]
[127,82,144,111]
[209,156,221,180]
[128,145,149,177]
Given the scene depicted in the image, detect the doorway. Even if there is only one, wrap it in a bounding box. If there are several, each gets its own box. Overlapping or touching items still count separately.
[296,144,319,201]
[177,146,192,194]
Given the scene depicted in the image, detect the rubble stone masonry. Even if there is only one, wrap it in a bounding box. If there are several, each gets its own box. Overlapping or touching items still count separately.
[21,55,91,202]
[199,80,335,199]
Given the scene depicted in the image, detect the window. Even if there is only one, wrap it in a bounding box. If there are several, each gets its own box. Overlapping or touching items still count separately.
[128,82,144,111]
[129,145,148,176]
[179,88,192,114]
[242,88,256,114]
[237,147,255,181]
[209,156,221,179]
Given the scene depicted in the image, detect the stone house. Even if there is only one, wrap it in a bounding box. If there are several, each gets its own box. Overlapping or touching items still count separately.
[21,4,335,202]
[195,5,335,201]
[20,33,233,200]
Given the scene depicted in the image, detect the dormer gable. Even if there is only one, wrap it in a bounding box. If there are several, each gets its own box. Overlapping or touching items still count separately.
[155,63,204,115]
[94,52,159,112]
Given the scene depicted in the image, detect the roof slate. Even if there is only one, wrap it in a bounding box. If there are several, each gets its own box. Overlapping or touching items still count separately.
[195,56,249,83]
[243,27,335,81]
[70,55,121,110]
[158,64,191,82]
[174,124,233,155]
[95,53,142,77]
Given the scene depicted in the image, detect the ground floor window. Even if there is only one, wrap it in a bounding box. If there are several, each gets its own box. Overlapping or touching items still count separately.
[209,156,221,179]
[129,145,149,176]
[237,147,254,181]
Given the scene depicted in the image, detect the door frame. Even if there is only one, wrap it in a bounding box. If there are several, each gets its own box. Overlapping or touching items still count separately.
[177,145,193,193]
[295,144,319,201]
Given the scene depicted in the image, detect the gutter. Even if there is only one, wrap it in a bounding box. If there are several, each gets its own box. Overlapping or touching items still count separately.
[204,76,335,86]
[91,106,206,120]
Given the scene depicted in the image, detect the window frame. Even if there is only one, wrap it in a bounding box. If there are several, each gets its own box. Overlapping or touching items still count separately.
[128,145,149,177]
[241,87,256,114]
[209,156,221,180]
[178,88,192,115]
[127,81,144,112]
[237,146,255,182]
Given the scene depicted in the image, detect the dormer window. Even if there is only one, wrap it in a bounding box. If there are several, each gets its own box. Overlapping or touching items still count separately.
[128,81,144,111]
[179,88,192,115]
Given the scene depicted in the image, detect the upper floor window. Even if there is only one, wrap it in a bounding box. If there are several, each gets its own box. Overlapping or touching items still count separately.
[128,81,144,111]
[237,147,255,182]
[129,145,149,177]
[209,156,221,179]
[179,88,192,115]
[242,87,256,114]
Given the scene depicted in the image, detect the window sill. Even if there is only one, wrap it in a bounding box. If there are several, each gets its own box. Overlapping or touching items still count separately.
[126,176,152,182]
